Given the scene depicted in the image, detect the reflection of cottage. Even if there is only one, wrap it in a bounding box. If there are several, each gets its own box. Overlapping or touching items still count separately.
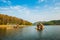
[37,23,44,30]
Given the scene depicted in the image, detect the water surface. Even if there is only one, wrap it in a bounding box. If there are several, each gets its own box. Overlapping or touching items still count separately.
[0,25,60,40]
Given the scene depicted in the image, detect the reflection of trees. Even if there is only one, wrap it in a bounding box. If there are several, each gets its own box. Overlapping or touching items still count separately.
[0,28,6,40]
[0,27,24,40]
[5,28,23,40]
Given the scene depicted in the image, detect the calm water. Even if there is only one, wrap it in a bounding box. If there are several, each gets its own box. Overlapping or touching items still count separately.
[0,25,60,40]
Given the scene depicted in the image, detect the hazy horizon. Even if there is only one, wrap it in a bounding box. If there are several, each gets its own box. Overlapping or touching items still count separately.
[0,0,60,23]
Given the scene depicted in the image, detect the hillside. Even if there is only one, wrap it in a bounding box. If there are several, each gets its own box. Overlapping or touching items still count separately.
[0,14,32,25]
[33,20,60,25]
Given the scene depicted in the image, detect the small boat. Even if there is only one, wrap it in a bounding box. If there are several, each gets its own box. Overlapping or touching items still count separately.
[36,23,44,31]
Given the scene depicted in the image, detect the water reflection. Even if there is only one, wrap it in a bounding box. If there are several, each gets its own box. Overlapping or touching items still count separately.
[5,28,23,40]
[0,27,6,40]
[0,25,60,40]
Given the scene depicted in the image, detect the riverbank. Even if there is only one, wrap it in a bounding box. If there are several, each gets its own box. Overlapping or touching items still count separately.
[0,25,31,29]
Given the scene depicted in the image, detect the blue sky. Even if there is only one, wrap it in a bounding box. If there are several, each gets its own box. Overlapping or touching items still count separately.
[0,0,60,23]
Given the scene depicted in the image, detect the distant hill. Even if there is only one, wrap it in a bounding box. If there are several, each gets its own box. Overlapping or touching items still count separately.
[33,20,60,25]
[0,14,32,25]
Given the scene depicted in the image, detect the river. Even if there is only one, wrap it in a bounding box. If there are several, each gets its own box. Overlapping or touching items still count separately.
[0,25,60,40]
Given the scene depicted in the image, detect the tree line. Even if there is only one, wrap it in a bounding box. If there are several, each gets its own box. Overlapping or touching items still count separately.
[43,20,60,25]
[33,20,60,25]
[0,14,32,25]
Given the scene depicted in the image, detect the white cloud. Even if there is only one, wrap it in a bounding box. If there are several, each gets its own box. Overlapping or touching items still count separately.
[38,0,45,3]
[55,2,60,6]
[35,6,41,9]
[54,7,60,10]
[40,0,44,2]
[0,5,60,23]
[1,0,7,3]
[0,6,32,19]
[1,0,11,6]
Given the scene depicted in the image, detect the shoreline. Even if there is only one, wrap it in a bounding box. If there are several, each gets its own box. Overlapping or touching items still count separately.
[0,25,31,29]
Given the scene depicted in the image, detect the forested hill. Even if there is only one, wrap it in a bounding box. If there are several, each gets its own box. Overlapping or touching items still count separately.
[0,14,32,25]
[33,20,60,25]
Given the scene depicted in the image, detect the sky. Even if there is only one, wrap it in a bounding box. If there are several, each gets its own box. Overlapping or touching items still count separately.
[0,0,60,23]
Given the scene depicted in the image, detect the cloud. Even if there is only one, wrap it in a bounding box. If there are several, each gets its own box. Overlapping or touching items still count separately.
[55,2,60,7]
[1,0,7,3]
[0,6,44,22]
[0,6,32,19]
[1,0,12,6]
[0,4,60,23]
[38,0,45,3]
